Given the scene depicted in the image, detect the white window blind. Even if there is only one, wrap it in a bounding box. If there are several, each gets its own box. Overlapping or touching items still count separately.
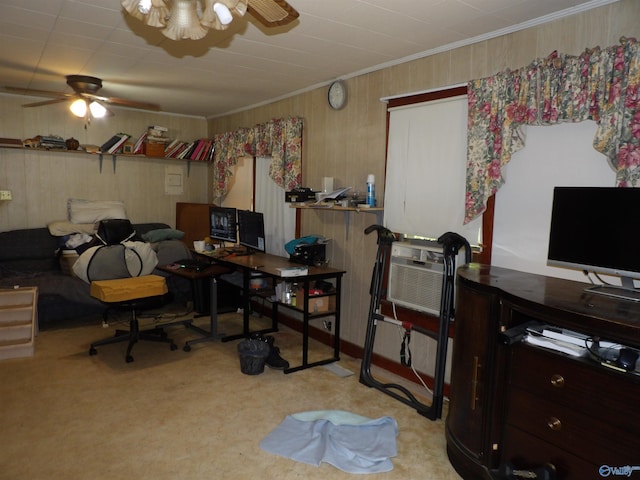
[384,95,482,245]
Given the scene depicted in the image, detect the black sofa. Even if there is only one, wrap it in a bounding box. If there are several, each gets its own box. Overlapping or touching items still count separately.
[0,223,191,328]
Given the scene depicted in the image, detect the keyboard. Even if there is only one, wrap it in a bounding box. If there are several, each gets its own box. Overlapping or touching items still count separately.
[177,259,209,271]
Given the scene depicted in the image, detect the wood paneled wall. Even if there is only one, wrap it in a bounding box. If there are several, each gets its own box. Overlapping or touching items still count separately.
[207,0,640,373]
[0,96,209,231]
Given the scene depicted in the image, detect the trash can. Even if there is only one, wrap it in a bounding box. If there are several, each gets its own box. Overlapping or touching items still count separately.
[237,339,270,375]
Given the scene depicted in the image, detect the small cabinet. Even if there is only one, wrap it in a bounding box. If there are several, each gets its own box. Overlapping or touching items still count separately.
[0,287,38,360]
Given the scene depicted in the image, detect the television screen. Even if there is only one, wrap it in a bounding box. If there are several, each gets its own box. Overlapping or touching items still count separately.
[237,210,266,253]
[209,206,237,244]
[547,187,640,296]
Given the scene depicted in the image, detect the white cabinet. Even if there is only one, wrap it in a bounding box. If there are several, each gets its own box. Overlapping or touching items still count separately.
[0,287,37,360]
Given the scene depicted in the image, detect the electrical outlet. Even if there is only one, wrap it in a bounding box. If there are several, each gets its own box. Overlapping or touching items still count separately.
[0,190,12,201]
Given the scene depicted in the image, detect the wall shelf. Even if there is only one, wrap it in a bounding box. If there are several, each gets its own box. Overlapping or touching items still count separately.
[0,146,208,176]
[291,203,384,239]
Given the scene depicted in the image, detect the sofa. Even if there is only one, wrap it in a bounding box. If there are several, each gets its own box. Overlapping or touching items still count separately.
[0,223,192,328]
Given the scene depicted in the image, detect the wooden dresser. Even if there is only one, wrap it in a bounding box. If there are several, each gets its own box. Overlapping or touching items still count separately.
[445,264,640,480]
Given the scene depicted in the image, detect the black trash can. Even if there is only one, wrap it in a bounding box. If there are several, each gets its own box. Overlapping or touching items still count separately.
[237,339,270,375]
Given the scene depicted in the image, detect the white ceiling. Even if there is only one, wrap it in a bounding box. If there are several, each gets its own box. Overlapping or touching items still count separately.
[0,0,617,118]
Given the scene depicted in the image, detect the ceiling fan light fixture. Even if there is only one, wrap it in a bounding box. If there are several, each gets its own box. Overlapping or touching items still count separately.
[69,98,87,117]
[213,3,233,25]
[89,101,108,118]
[162,0,208,40]
[201,0,247,30]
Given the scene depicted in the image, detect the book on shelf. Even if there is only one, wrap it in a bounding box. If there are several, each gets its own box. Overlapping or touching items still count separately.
[164,138,180,153]
[189,139,206,161]
[199,139,214,161]
[100,133,128,153]
[132,132,147,154]
[0,137,23,148]
[165,141,184,158]
[147,125,168,132]
[178,142,196,159]
[277,266,309,277]
[107,134,130,154]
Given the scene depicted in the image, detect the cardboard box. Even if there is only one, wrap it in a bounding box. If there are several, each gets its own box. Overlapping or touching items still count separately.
[145,141,166,157]
[295,288,335,314]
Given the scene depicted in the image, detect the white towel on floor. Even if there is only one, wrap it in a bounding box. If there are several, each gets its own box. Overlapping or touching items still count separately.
[260,410,398,474]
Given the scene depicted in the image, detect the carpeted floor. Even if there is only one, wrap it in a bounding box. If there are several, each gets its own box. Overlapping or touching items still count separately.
[0,310,462,480]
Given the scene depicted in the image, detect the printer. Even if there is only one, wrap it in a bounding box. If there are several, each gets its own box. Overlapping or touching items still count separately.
[290,242,327,266]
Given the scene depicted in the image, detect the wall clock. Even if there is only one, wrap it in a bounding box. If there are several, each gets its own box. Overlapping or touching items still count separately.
[328,80,347,110]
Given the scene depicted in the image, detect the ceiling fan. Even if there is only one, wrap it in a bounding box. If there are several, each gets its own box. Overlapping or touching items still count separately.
[5,75,160,117]
[121,0,299,40]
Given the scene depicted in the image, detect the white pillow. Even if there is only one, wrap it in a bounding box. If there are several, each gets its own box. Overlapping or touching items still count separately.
[47,220,98,236]
[67,199,127,224]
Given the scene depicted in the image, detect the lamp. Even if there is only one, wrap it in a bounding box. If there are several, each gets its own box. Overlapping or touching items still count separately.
[121,0,249,40]
[69,99,108,119]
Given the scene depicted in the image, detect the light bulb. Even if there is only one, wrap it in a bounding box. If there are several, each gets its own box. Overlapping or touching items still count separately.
[137,0,152,14]
[70,98,87,117]
[89,101,107,118]
[213,2,233,25]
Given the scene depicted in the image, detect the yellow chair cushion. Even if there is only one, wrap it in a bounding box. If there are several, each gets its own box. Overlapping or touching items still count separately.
[90,275,168,303]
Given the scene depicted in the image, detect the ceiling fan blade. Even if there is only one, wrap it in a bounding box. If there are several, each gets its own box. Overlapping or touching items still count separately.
[22,98,69,108]
[248,0,299,27]
[84,93,160,111]
[4,85,74,99]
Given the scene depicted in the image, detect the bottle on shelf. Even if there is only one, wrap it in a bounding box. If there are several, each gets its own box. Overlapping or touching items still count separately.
[366,174,376,207]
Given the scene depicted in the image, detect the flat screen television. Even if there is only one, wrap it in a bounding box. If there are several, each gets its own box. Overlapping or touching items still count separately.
[209,206,237,244]
[237,209,266,253]
[547,186,640,301]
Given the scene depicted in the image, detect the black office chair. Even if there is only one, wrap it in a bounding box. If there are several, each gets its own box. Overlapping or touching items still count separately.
[83,243,176,363]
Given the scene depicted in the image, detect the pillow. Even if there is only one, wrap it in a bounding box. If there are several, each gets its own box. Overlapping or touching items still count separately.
[141,228,185,243]
[67,198,127,224]
[48,220,98,236]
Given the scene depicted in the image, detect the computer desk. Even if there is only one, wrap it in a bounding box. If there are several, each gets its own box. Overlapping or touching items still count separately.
[213,251,346,374]
[155,263,232,351]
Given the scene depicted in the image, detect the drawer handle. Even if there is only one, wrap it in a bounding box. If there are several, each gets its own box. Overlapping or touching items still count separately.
[550,374,565,388]
[547,417,562,431]
[471,356,480,411]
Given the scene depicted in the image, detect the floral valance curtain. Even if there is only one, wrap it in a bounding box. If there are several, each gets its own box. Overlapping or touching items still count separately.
[465,37,640,223]
[212,117,303,200]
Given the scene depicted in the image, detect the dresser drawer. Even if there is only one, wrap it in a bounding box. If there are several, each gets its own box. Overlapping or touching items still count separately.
[502,425,595,480]
[508,344,640,432]
[506,387,638,465]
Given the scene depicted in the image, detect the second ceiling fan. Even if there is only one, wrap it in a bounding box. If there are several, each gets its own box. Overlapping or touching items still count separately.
[122,0,300,40]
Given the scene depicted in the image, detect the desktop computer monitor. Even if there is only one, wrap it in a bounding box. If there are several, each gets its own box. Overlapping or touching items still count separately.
[237,209,266,253]
[209,206,237,244]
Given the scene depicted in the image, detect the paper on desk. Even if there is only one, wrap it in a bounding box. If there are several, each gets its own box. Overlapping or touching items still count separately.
[316,187,352,203]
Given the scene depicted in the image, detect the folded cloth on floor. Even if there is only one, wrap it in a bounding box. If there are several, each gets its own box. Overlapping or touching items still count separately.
[259,410,398,474]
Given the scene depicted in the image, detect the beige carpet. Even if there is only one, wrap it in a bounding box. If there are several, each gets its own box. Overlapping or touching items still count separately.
[0,311,461,480]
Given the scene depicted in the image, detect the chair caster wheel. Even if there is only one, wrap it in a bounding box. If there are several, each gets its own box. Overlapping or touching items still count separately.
[183,344,192,352]
[170,343,178,351]
[126,355,134,363]
[89,347,97,356]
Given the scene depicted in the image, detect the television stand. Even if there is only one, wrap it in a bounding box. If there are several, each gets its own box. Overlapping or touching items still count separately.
[585,284,640,302]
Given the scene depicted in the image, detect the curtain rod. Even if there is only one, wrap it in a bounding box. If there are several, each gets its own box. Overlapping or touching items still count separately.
[380,83,467,103]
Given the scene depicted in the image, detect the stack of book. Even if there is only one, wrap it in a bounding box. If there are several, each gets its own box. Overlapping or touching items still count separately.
[145,125,170,157]
[99,133,131,154]
[39,135,66,149]
[162,138,214,161]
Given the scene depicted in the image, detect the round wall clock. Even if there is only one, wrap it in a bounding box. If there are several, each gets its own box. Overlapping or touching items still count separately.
[328,80,347,110]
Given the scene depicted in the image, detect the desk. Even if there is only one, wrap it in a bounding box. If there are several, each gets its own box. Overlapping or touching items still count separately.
[215,252,346,374]
[156,263,232,350]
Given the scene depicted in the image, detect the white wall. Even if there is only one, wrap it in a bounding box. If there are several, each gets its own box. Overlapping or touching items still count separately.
[492,121,616,281]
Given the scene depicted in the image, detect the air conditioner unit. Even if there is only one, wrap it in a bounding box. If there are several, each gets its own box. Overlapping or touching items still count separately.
[386,241,464,316]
